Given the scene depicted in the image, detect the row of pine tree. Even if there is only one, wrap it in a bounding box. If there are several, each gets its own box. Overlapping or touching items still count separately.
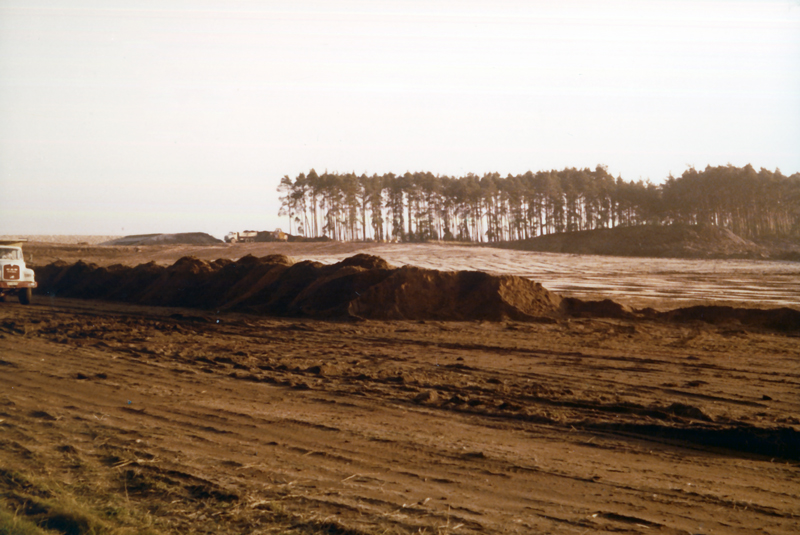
[277,164,800,242]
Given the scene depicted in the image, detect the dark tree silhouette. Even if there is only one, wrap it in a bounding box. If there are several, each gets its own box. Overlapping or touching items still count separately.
[277,164,799,242]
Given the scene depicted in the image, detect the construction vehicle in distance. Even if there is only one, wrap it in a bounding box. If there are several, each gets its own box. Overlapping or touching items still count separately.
[224,230,259,243]
[0,240,37,305]
[224,229,288,243]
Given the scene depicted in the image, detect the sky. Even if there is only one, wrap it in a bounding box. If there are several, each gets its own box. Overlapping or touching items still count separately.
[1,0,799,238]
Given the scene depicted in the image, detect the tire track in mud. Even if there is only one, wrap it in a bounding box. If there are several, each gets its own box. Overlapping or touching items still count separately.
[10,307,800,448]
[0,335,487,530]
[10,300,800,450]
[2,299,799,534]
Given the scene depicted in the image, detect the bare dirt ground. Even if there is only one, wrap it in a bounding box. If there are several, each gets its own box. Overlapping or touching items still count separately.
[2,297,799,534]
[2,241,799,534]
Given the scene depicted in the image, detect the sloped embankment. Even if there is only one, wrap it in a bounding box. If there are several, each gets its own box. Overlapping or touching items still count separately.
[34,254,800,329]
[494,223,769,259]
[101,232,223,246]
[34,254,562,322]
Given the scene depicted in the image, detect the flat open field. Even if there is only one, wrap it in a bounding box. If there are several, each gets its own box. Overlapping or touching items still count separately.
[2,241,799,534]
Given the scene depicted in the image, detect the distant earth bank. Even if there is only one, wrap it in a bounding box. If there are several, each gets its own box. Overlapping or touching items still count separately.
[490,223,798,260]
[3,224,797,260]
[102,232,223,246]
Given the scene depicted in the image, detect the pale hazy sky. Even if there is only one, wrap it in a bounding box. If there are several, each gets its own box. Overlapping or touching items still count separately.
[1,0,799,237]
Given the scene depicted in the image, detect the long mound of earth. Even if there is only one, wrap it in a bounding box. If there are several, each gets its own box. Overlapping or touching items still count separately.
[102,232,222,246]
[34,254,800,330]
[493,223,770,259]
[34,254,561,322]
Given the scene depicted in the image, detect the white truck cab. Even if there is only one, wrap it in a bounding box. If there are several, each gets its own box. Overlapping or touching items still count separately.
[0,240,37,305]
[224,230,259,243]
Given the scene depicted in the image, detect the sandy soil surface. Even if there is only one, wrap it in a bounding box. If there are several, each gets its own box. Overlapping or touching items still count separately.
[2,240,798,534]
[23,241,800,310]
[2,296,799,534]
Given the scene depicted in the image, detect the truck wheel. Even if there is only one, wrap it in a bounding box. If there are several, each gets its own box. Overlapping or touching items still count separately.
[18,288,31,305]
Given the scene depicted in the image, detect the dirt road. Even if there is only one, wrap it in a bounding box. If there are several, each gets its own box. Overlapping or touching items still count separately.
[2,296,798,534]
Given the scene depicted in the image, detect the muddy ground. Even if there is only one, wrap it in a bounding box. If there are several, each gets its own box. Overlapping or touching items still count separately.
[1,242,799,534]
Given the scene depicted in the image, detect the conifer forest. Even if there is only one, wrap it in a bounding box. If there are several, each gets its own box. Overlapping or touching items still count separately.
[278,164,800,242]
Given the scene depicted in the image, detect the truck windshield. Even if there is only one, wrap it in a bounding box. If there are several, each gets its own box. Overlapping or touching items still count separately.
[0,248,20,260]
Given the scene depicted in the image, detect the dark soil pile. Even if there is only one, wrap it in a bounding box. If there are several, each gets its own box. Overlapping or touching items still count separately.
[102,233,223,246]
[348,267,561,321]
[33,254,800,329]
[34,254,562,322]
[560,297,633,319]
[565,298,800,332]
[494,223,770,259]
[652,305,800,332]
[286,234,333,243]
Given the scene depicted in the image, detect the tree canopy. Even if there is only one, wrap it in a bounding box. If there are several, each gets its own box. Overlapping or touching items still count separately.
[278,164,800,242]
